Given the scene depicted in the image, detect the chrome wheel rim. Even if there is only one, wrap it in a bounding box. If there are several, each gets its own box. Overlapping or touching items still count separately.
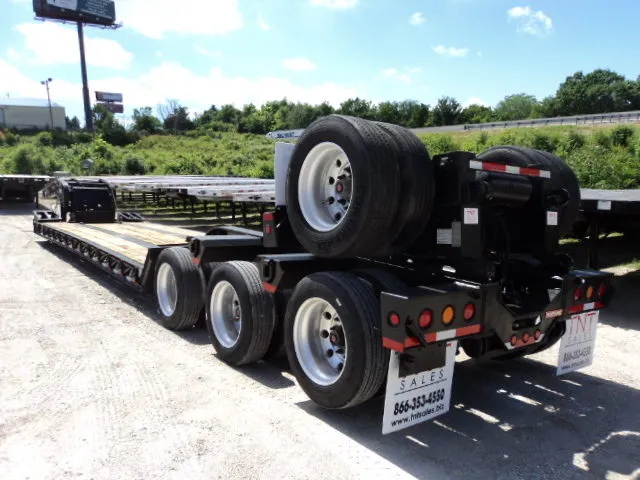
[210,280,242,349]
[298,142,352,232]
[293,297,347,386]
[156,263,178,317]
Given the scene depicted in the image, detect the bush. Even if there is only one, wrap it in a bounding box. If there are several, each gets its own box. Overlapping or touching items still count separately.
[8,145,45,174]
[530,131,557,153]
[37,132,53,147]
[122,155,147,175]
[567,145,640,189]
[610,125,635,148]
[420,134,459,155]
[563,130,586,153]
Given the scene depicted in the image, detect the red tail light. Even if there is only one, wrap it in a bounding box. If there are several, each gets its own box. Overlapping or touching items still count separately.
[388,312,401,327]
[418,310,433,329]
[534,329,542,340]
[598,283,607,299]
[522,332,531,343]
[463,303,475,321]
[573,286,583,302]
[510,335,519,347]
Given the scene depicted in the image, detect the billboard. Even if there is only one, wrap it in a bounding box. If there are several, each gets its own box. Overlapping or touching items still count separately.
[33,0,116,26]
[97,102,124,114]
[95,91,123,102]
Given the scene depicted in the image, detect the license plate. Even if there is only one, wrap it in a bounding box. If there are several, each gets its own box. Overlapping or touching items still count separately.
[556,310,599,375]
[382,341,457,434]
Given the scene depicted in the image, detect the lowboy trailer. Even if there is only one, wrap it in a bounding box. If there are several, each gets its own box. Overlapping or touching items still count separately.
[33,115,614,434]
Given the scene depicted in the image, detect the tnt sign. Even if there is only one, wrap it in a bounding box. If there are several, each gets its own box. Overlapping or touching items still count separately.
[556,311,600,375]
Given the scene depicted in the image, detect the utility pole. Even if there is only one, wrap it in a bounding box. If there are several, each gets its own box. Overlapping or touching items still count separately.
[77,21,93,132]
[40,78,54,130]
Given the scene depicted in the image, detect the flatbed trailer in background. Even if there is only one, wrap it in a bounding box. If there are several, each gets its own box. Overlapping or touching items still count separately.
[33,115,615,434]
[577,188,640,268]
[0,174,51,205]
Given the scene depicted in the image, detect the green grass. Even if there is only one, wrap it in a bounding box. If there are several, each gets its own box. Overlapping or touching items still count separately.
[1,123,639,189]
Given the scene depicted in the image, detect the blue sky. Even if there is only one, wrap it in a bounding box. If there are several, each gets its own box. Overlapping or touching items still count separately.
[1,0,638,124]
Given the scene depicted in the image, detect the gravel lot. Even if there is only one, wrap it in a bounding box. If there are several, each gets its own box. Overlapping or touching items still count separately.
[1,205,639,480]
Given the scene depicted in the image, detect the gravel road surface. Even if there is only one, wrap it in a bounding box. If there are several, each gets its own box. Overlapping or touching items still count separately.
[1,205,638,480]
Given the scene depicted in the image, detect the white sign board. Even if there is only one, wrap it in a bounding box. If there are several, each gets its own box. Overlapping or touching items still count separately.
[557,311,599,375]
[382,341,457,434]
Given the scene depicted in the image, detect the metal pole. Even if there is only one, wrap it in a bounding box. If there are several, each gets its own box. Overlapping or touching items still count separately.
[77,22,93,132]
[45,80,54,129]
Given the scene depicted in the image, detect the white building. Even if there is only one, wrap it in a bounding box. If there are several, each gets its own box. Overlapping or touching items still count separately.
[0,98,66,130]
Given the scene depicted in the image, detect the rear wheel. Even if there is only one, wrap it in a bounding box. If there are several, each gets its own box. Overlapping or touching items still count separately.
[284,271,388,409]
[205,261,276,365]
[155,247,203,330]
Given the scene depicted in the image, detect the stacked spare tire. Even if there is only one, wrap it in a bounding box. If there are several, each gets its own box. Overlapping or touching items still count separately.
[285,115,580,258]
[285,115,435,258]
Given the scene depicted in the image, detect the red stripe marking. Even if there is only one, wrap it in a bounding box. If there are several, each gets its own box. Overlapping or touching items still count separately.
[425,332,438,343]
[567,305,583,314]
[262,281,277,293]
[520,167,540,176]
[482,162,507,173]
[455,324,483,337]
[383,337,404,352]
[404,337,421,348]
[595,301,605,309]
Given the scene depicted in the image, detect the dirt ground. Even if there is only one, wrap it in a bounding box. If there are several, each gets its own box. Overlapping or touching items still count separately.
[0,204,639,480]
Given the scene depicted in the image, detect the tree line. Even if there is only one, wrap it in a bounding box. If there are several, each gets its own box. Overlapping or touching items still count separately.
[66,68,640,144]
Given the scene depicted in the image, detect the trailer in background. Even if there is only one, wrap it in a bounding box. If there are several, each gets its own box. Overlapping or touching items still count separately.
[0,174,51,205]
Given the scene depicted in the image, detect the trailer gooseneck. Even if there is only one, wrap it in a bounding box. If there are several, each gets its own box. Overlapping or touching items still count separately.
[33,115,614,433]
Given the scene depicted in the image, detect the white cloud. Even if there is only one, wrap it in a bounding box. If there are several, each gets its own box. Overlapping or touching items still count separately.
[309,0,359,9]
[0,60,360,121]
[117,0,243,39]
[14,22,133,69]
[381,67,420,84]
[282,57,317,72]
[258,15,271,31]
[409,12,426,26]
[507,6,553,36]
[463,97,489,107]
[194,45,222,58]
[432,45,469,57]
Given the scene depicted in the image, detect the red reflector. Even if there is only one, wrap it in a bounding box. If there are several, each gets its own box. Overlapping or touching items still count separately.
[263,212,274,221]
[534,329,542,340]
[265,224,273,234]
[598,283,607,299]
[418,310,433,329]
[388,312,401,327]
[522,332,531,343]
[510,335,518,347]
[573,286,583,302]
[463,303,475,321]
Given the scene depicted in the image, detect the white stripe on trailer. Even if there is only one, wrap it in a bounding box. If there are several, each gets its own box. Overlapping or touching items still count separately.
[469,160,551,178]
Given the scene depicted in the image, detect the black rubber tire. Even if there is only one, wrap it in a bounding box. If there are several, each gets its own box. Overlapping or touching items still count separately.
[286,115,402,258]
[284,271,388,409]
[374,122,435,253]
[154,247,203,331]
[205,261,276,366]
[263,289,292,361]
[477,146,580,237]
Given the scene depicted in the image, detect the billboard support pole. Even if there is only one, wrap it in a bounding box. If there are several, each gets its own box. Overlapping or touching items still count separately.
[77,21,93,132]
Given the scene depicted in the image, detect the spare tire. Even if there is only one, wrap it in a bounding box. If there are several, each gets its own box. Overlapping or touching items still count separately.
[374,122,435,253]
[286,115,402,258]
[476,146,580,237]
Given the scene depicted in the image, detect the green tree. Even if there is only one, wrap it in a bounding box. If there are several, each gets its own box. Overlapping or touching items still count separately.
[460,104,494,124]
[431,96,462,126]
[163,106,195,133]
[495,93,538,121]
[339,97,374,119]
[132,107,162,133]
[376,101,401,124]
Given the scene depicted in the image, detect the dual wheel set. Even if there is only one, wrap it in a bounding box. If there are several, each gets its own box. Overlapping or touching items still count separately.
[154,247,395,409]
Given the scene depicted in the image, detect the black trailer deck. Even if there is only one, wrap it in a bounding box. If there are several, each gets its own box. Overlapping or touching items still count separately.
[578,188,640,268]
[33,219,204,289]
[0,174,51,204]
